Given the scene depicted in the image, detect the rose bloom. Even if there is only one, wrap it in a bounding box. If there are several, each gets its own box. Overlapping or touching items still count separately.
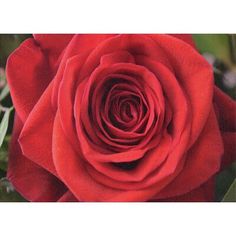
[6,34,236,202]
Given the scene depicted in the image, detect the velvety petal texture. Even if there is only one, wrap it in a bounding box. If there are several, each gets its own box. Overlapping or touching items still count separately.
[214,87,236,169]
[6,39,52,122]
[6,34,236,202]
[7,114,66,201]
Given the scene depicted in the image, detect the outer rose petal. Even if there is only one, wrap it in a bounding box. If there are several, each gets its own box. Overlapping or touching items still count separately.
[149,34,214,147]
[171,34,196,49]
[157,178,215,202]
[221,133,236,168]
[214,87,236,132]
[19,82,57,176]
[53,112,173,201]
[58,53,89,150]
[51,34,115,107]
[214,87,236,169]
[33,34,74,57]
[52,112,123,201]
[7,114,66,202]
[33,34,74,67]
[58,191,78,202]
[154,109,223,199]
[6,38,52,122]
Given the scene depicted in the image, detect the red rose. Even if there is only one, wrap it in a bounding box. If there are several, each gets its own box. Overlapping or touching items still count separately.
[6,34,236,201]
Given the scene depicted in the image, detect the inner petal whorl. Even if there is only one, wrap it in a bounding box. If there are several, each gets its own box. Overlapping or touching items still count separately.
[77,63,165,162]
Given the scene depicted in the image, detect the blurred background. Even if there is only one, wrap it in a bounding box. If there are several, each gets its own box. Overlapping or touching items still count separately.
[0,34,235,201]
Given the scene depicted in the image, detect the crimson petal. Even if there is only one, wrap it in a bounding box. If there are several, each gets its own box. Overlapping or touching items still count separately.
[19,82,57,176]
[6,38,52,122]
[7,114,66,201]
[155,109,223,199]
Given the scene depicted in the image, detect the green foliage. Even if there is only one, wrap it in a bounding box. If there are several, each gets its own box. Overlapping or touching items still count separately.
[222,178,236,202]
[0,107,13,148]
[0,135,10,172]
[216,162,236,201]
[193,34,232,67]
[0,178,26,202]
[0,84,9,101]
[0,34,31,67]
[193,34,236,99]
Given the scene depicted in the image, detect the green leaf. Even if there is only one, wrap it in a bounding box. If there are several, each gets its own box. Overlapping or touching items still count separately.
[0,84,9,101]
[0,69,5,81]
[229,35,236,64]
[0,150,8,172]
[0,178,26,202]
[222,178,236,202]
[0,136,10,172]
[0,35,31,67]
[216,162,236,201]
[193,34,232,67]
[0,107,13,148]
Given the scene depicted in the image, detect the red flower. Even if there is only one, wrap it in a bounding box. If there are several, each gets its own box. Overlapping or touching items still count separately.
[6,34,236,201]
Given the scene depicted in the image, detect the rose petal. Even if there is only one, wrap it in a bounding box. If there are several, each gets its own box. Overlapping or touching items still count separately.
[6,38,52,122]
[154,109,223,199]
[52,34,115,107]
[214,87,236,132]
[19,82,57,176]
[220,132,236,169]
[58,53,89,150]
[77,63,165,154]
[85,132,171,187]
[33,34,74,63]
[214,87,236,169]
[149,34,214,147]
[100,50,135,65]
[53,112,172,201]
[170,34,196,49]
[77,35,175,82]
[7,114,66,202]
[135,57,189,144]
[155,177,215,202]
[58,191,78,202]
